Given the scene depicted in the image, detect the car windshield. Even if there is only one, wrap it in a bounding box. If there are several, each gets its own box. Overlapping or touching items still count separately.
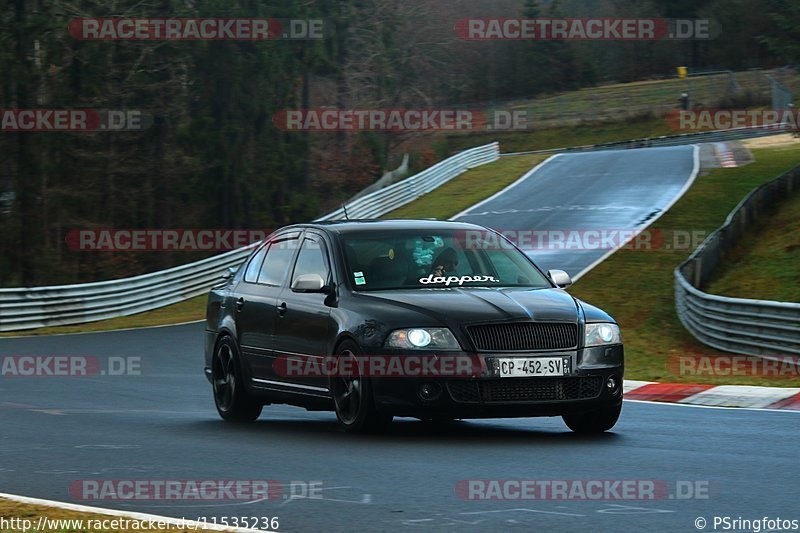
[340,229,551,291]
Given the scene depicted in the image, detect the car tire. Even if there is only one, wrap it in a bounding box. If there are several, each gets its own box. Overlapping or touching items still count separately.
[212,335,263,422]
[562,401,622,434]
[330,340,393,433]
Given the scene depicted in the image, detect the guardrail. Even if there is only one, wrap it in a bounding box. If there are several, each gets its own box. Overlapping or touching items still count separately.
[675,165,800,356]
[501,123,790,157]
[317,142,499,220]
[0,142,499,331]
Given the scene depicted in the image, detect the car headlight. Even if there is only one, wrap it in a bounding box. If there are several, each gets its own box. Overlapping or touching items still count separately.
[584,323,621,347]
[385,328,461,350]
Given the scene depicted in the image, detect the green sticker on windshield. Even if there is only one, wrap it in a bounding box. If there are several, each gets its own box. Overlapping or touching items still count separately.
[354,276,366,285]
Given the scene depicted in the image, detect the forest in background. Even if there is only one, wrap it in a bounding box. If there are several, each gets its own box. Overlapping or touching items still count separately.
[1,0,798,286]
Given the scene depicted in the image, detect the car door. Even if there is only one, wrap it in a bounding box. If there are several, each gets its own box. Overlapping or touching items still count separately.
[273,232,335,393]
[234,233,300,381]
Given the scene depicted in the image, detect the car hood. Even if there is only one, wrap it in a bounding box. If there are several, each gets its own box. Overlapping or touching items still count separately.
[355,287,580,326]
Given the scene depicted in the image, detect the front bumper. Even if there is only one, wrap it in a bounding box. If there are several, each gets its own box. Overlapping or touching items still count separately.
[371,345,623,418]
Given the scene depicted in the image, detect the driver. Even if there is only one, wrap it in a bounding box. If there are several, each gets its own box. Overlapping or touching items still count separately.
[430,247,459,277]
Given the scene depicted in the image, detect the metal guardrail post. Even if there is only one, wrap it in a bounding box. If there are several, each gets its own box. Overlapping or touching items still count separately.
[674,165,800,356]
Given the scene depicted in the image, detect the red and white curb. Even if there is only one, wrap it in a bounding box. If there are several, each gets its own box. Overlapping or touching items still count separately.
[713,142,738,168]
[624,380,800,410]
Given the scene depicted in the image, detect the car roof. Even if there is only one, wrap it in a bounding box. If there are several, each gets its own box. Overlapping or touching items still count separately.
[287,219,489,235]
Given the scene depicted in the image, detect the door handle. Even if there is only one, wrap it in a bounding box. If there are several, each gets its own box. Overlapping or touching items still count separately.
[277,302,287,317]
[236,297,245,311]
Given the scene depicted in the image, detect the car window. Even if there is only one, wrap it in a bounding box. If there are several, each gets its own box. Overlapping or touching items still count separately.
[340,229,550,291]
[243,244,269,283]
[291,237,329,284]
[257,238,299,286]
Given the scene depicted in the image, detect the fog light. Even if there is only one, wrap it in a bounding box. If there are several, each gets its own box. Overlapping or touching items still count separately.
[606,377,617,390]
[418,382,442,401]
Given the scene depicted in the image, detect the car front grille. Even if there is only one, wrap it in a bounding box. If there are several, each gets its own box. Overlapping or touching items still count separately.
[447,376,603,403]
[466,322,578,351]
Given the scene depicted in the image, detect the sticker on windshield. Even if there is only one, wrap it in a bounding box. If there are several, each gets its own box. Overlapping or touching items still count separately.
[353,271,366,285]
[419,274,500,286]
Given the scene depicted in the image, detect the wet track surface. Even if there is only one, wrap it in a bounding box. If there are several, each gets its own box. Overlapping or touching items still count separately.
[2,323,798,532]
[453,145,698,278]
[2,146,797,532]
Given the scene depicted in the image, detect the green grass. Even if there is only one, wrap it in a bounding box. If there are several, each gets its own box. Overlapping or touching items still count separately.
[0,295,206,337]
[502,70,782,116]
[570,146,800,385]
[8,146,800,386]
[385,154,547,220]
[396,144,800,385]
[0,498,215,532]
[705,185,800,302]
[437,115,675,155]
[7,70,799,354]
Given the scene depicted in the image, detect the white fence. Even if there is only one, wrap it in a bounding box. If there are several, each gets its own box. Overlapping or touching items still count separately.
[0,142,499,331]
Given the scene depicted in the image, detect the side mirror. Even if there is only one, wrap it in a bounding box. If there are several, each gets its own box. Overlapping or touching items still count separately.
[547,269,572,288]
[291,273,327,293]
[222,266,237,280]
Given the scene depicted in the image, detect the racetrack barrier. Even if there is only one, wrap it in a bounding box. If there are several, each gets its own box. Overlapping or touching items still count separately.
[501,123,791,157]
[674,165,800,356]
[0,142,499,331]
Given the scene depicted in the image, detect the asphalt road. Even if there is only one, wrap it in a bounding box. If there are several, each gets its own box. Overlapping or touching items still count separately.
[453,145,698,278]
[1,322,798,532]
[2,145,796,532]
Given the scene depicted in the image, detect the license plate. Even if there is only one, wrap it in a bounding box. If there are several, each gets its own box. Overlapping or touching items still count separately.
[494,356,571,378]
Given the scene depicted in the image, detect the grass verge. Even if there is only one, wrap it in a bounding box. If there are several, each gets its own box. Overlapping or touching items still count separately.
[705,183,800,302]
[0,498,210,532]
[437,115,674,155]
[397,146,800,385]
[385,154,547,220]
[569,145,800,385]
[0,295,206,337]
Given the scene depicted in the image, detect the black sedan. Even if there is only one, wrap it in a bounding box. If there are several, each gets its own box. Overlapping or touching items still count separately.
[204,220,623,433]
